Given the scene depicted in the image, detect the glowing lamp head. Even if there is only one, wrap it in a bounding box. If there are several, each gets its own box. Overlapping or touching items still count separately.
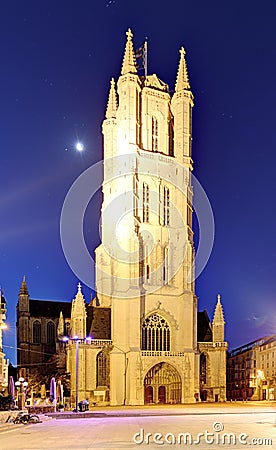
[76,142,84,152]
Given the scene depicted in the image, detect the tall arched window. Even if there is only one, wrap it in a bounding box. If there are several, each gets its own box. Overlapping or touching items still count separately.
[97,351,107,387]
[152,117,158,151]
[33,320,41,344]
[142,314,170,351]
[143,182,149,223]
[47,321,55,345]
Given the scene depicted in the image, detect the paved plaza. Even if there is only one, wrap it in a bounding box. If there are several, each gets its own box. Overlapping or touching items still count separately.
[0,403,275,449]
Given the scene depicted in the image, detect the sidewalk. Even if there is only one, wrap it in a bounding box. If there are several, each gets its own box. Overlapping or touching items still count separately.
[45,401,276,420]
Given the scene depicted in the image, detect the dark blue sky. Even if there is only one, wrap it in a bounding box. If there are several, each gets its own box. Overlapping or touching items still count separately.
[1,1,275,364]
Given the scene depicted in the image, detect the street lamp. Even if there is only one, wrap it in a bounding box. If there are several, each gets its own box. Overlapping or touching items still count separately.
[15,377,28,409]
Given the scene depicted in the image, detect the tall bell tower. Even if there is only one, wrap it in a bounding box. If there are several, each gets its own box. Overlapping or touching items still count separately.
[95,29,199,405]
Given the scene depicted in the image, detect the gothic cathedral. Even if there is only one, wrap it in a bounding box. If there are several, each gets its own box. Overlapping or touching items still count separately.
[65,29,228,405]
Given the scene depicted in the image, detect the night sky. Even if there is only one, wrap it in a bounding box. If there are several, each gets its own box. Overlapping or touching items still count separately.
[1,1,275,364]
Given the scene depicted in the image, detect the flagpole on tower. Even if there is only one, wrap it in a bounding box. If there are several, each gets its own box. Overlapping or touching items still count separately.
[144,38,148,77]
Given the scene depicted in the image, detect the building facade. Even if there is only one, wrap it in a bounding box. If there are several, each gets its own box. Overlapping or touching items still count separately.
[227,335,276,401]
[16,278,110,371]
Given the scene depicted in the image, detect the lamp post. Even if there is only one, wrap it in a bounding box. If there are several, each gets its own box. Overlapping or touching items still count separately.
[75,338,79,412]
[15,377,28,409]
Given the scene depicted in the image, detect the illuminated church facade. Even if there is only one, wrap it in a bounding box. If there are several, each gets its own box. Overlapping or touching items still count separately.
[66,29,227,405]
[17,30,227,405]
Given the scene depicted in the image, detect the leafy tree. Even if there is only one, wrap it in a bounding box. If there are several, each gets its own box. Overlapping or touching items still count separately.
[25,354,70,397]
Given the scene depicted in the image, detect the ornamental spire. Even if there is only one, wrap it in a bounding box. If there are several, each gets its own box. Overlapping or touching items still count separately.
[175,47,190,92]
[57,311,64,338]
[19,275,29,295]
[212,294,225,325]
[105,78,118,119]
[121,28,137,75]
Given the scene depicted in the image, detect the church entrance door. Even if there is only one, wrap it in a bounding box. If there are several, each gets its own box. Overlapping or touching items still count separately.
[158,385,166,403]
[144,386,153,404]
[144,362,181,404]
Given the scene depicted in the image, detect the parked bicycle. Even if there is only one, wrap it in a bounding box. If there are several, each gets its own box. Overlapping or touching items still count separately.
[13,411,41,424]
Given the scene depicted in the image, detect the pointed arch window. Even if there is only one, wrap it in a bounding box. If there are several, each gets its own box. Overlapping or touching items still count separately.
[33,320,41,344]
[97,351,107,387]
[152,116,158,151]
[47,321,55,345]
[143,182,149,223]
[142,314,170,351]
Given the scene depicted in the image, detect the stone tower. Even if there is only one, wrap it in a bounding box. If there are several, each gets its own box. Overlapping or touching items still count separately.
[16,276,30,366]
[95,29,199,405]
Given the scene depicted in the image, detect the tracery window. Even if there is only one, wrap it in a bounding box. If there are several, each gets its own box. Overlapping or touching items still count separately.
[97,351,107,386]
[33,320,41,344]
[142,314,170,351]
[47,321,55,345]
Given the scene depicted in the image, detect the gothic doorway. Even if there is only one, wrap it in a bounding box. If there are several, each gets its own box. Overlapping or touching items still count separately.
[144,386,153,404]
[158,385,166,403]
[144,362,181,404]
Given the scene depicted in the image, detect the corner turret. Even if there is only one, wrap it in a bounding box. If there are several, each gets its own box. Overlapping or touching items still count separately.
[171,47,194,165]
[105,78,118,119]
[71,283,87,339]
